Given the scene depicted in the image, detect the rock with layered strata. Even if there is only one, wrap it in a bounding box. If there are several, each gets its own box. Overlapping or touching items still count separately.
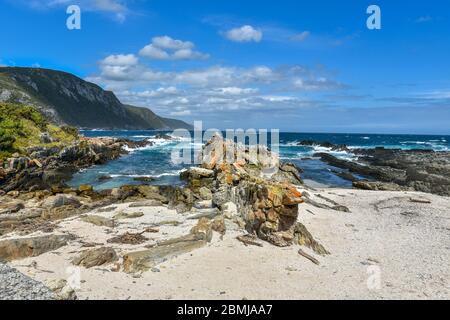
[183,135,305,247]
[72,247,118,268]
[0,234,74,261]
[122,220,213,273]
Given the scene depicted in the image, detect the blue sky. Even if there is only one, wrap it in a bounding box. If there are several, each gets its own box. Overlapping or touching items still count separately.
[1,0,449,134]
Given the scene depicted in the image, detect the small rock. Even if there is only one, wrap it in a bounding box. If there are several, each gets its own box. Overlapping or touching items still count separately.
[39,132,54,144]
[46,279,77,300]
[107,232,148,245]
[133,176,155,183]
[97,175,112,181]
[128,200,163,208]
[113,211,144,220]
[198,187,213,200]
[72,247,118,268]
[222,202,238,219]
[80,215,115,228]
[0,200,25,214]
[42,194,81,209]
[78,185,93,193]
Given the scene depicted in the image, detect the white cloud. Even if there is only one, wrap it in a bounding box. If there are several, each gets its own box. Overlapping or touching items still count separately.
[170,109,191,116]
[89,53,346,119]
[225,25,263,43]
[172,48,208,60]
[139,45,170,60]
[212,87,259,95]
[139,36,209,60]
[151,36,193,50]
[174,66,236,86]
[291,31,310,42]
[101,54,138,66]
[96,54,171,82]
[293,77,345,91]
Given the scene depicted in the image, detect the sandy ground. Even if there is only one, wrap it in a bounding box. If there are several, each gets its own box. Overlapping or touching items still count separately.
[6,188,450,300]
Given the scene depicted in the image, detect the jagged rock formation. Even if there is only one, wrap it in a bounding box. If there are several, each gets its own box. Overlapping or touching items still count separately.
[181,135,311,247]
[0,67,192,130]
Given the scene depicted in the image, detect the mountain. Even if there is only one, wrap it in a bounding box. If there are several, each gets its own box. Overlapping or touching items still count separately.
[0,67,192,130]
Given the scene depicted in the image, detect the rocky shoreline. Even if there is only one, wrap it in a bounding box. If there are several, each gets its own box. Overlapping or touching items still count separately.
[1,136,449,300]
[0,134,327,299]
[0,137,154,193]
[298,140,450,196]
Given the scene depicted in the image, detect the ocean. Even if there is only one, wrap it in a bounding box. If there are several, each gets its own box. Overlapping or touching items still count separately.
[68,131,450,190]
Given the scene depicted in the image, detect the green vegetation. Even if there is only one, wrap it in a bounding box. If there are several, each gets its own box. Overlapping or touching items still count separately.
[0,103,78,159]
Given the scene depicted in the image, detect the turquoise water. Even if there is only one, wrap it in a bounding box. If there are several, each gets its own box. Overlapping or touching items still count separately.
[68,131,450,190]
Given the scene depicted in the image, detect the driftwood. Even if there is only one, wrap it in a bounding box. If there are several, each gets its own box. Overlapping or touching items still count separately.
[236,235,263,247]
[107,232,148,245]
[298,249,320,265]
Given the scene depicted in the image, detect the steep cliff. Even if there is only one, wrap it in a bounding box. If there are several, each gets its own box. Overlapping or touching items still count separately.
[0,67,192,130]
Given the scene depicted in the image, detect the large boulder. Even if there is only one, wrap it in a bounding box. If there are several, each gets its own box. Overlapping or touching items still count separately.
[42,194,81,209]
[182,135,305,247]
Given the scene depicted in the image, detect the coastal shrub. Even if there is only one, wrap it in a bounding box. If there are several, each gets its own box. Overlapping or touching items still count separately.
[61,125,79,139]
[0,102,78,159]
[0,128,15,150]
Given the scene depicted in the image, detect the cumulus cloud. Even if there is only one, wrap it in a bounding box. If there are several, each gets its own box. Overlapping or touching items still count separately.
[151,36,194,50]
[96,54,169,82]
[101,54,138,66]
[88,51,347,121]
[225,25,263,43]
[139,36,209,60]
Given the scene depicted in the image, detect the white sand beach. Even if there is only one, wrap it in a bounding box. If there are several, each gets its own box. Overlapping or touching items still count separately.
[6,188,449,300]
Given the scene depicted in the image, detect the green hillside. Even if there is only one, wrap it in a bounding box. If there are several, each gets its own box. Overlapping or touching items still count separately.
[0,67,192,130]
[0,102,78,159]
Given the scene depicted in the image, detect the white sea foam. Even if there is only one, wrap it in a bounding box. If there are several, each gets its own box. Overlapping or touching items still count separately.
[153,170,184,178]
[310,146,356,161]
[132,135,154,138]
[400,141,428,145]
[278,141,300,147]
[109,169,183,179]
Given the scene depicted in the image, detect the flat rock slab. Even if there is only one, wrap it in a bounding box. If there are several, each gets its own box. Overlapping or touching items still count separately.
[0,234,74,261]
[72,247,118,268]
[113,212,144,220]
[122,234,208,273]
[81,215,115,228]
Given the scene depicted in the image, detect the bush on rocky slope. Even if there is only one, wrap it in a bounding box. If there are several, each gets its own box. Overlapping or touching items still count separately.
[0,103,78,159]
